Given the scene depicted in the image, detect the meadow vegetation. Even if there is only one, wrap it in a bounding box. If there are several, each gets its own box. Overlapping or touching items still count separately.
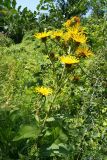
[0,0,107,159]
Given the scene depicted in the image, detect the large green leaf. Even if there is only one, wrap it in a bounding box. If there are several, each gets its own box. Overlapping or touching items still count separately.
[13,125,40,141]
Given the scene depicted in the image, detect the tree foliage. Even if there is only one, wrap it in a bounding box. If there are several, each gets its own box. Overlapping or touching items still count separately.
[89,0,107,18]
[0,0,37,43]
[37,0,90,27]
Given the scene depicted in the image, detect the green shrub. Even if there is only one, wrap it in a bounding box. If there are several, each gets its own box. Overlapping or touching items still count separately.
[0,0,37,43]
[0,32,14,47]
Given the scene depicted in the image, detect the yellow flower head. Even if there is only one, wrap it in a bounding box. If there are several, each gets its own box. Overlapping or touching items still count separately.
[63,19,72,28]
[62,24,85,43]
[62,31,72,43]
[34,32,50,40]
[60,55,79,64]
[51,30,63,39]
[71,16,80,24]
[63,17,80,28]
[72,33,87,44]
[70,24,84,34]
[70,25,79,34]
[76,46,94,57]
[35,86,53,96]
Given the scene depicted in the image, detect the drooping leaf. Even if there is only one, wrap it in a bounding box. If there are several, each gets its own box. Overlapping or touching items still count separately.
[13,125,40,141]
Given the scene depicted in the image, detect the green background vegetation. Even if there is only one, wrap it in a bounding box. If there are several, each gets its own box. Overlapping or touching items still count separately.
[0,0,107,159]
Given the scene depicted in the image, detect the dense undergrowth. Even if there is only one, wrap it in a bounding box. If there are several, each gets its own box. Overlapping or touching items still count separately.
[0,17,107,160]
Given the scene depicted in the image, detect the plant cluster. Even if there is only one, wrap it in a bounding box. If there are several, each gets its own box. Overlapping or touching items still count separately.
[23,17,97,159]
[0,15,107,159]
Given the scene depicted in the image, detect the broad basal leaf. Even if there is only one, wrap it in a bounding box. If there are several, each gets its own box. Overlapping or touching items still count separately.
[13,125,40,141]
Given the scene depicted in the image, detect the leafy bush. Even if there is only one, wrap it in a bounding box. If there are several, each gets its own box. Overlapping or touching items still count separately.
[0,0,37,43]
[0,32,14,47]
